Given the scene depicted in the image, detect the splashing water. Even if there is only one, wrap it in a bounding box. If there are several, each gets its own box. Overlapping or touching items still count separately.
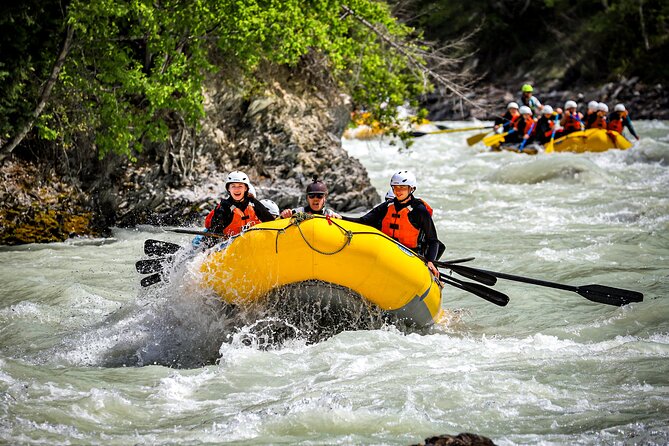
[1,121,669,445]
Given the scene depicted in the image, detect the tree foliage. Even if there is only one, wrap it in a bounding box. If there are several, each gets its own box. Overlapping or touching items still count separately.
[1,0,442,161]
[408,0,669,85]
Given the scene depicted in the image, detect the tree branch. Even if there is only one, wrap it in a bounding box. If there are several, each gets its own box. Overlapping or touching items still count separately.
[0,25,74,163]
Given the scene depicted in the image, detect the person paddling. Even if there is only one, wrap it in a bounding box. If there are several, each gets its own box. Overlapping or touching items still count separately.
[493,102,520,133]
[204,170,275,238]
[584,100,599,129]
[280,177,342,219]
[535,105,561,144]
[560,100,584,135]
[607,103,639,141]
[589,102,609,129]
[343,170,443,279]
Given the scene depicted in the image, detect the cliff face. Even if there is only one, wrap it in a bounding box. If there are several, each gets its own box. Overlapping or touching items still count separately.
[0,64,380,245]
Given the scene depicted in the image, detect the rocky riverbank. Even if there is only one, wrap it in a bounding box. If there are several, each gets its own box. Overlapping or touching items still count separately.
[0,64,380,245]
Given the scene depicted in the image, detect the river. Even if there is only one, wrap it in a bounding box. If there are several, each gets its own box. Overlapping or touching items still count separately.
[1,121,668,445]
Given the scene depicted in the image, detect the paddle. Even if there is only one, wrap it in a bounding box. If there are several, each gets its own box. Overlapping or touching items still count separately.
[518,121,536,152]
[168,228,229,239]
[144,239,181,256]
[483,129,515,147]
[140,273,163,287]
[136,257,169,274]
[440,264,643,307]
[445,264,497,286]
[466,130,494,146]
[411,126,493,138]
[439,274,509,307]
[544,114,560,153]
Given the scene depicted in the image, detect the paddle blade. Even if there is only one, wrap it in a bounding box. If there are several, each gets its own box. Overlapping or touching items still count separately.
[483,132,507,147]
[577,285,643,307]
[136,258,167,274]
[466,131,490,146]
[140,273,162,287]
[144,239,181,256]
[544,139,554,153]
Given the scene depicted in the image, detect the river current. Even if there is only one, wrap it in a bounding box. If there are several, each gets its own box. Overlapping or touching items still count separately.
[1,121,668,445]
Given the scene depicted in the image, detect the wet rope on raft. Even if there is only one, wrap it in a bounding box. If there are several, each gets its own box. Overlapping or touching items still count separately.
[245,213,419,259]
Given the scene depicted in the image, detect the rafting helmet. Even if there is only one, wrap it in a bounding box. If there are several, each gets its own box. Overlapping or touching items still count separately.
[564,100,577,109]
[507,102,519,110]
[519,105,532,115]
[614,103,626,112]
[597,102,609,113]
[587,100,599,111]
[521,84,534,93]
[306,177,328,195]
[542,105,554,115]
[225,170,250,191]
[260,199,280,217]
[385,189,395,200]
[390,170,417,189]
[248,183,257,197]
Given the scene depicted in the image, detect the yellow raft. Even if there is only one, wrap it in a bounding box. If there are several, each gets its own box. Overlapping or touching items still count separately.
[199,215,443,327]
[551,128,633,153]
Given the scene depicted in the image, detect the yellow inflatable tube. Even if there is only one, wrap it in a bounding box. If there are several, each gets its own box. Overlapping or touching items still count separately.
[200,215,443,327]
[552,128,633,153]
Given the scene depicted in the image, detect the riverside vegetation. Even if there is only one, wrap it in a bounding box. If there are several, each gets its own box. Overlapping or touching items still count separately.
[1,0,667,244]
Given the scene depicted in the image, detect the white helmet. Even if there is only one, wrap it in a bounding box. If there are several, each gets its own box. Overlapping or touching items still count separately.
[385,189,395,200]
[614,103,626,112]
[564,100,577,109]
[248,184,257,197]
[507,102,519,110]
[390,170,417,189]
[260,199,280,217]
[597,102,609,113]
[225,170,250,190]
[519,105,532,115]
[542,105,554,115]
[587,100,598,110]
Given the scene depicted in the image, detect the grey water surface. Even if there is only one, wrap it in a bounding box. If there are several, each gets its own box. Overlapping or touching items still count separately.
[1,121,668,445]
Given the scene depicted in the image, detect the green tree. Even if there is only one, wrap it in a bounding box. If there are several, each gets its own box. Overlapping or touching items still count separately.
[1,0,459,162]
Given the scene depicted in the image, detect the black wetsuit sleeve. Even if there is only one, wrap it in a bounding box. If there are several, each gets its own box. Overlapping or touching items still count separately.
[342,202,387,230]
[624,116,639,139]
[408,202,440,262]
[250,197,275,222]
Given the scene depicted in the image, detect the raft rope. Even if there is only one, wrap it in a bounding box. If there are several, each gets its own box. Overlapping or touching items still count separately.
[245,213,421,259]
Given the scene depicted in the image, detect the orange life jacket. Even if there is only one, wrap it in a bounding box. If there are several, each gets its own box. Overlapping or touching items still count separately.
[591,115,607,129]
[381,202,421,248]
[204,202,260,237]
[563,112,582,132]
[515,115,535,135]
[607,112,626,133]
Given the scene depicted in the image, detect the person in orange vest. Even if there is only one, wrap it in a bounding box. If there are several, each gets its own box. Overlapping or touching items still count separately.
[584,100,600,129]
[534,105,561,144]
[343,170,443,278]
[204,170,275,238]
[607,103,639,140]
[493,102,521,133]
[505,105,536,145]
[560,100,584,135]
[589,102,609,129]
[280,177,342,218]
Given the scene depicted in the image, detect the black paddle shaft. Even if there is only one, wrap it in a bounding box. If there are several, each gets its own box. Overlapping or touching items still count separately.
[474,268,643,307]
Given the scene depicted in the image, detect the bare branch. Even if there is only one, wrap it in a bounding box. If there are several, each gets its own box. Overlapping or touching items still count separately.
[1,25,75,163]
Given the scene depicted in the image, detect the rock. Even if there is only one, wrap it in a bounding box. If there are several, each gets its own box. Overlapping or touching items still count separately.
[411,432,497,446]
